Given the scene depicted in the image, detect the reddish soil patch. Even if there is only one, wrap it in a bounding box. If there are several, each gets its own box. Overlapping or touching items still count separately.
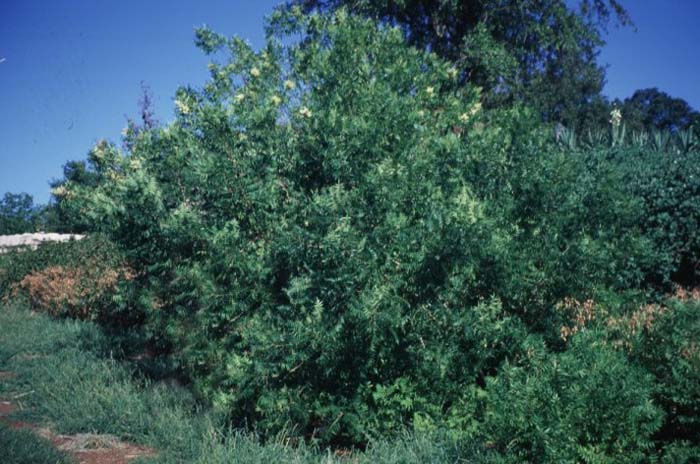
[1,398,155,463]
[7,420,33,429]
[67,448,153,464]
[0,370,16,380]
[0,400,17,416]
[0,400,31,429]
[37,430,156,464]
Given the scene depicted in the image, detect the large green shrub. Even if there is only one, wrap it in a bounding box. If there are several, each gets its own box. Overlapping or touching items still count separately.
[556,127,700,288]
[52,9,674,453]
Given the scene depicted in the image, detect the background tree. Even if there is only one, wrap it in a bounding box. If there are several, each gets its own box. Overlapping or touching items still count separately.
[47,160,101,233]
[617,87,700,133]
[0,192,41,234]
[283,0,631,130]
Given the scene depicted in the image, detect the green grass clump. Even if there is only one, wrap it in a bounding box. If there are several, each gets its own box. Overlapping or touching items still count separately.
[0,423,71,464]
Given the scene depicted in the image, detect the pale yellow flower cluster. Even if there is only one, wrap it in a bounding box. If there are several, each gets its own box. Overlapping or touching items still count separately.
[459,101,482,122]
[175,98,191,115]
[425,86,435,97]
[284,79,296,90]
[447,67,458,79]
[250,67,261,78]
[298,106,312,118]
[129,158,142,170]
[270,95,282,106]
[93,140,108,159]
[234,93,245,103]
[609,108,622,127]
[51,186,69,198]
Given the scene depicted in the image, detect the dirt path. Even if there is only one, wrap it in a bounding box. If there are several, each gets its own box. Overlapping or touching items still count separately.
[1,371,155,464]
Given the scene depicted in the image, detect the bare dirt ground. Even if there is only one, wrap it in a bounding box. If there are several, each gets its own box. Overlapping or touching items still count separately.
[0,400,16,417]
[38,429,156,464]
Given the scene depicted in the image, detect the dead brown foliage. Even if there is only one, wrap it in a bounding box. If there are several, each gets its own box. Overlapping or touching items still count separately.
[669,285,700,302]
[11,265,133,319]
[557,297,596,341]
[605,302,668,351]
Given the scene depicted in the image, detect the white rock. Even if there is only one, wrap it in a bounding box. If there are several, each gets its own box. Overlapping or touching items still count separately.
[0,233,85,253]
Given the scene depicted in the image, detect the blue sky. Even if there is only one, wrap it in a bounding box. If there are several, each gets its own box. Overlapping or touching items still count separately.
[1,0,699,204]
[599,1,700,109]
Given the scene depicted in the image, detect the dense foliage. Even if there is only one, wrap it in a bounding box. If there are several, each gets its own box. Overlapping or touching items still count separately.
[7,8,698,462]
[631,297,700,461]
[557,127,700,287]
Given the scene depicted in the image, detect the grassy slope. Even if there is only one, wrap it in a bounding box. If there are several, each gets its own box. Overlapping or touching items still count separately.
[0,302,466,463]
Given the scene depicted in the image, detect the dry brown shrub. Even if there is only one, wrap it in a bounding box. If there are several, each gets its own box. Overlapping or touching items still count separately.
[605,302,668,352]
[11,265,133,319]
[606,303,667,335]
[557,297,595,341]
[669,285,700,302]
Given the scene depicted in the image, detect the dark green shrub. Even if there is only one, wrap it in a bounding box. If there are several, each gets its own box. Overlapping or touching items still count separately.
[629,296,700,460]
[496,142,660,339]
[480,330,663,463]
[560,137,700,288]
[617,148,700,286]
